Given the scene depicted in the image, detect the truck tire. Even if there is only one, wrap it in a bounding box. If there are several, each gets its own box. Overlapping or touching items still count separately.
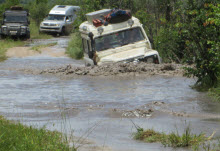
[0,34,6,39]
[60,27,65,36]
[26,32,30,39]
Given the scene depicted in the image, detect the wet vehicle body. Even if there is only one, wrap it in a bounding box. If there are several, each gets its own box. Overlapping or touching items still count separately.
[39,5,80,35]
[79,9,161,66]
[0,6,30,39]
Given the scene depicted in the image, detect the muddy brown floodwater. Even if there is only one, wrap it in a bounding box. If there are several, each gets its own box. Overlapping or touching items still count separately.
[0,36,220,151]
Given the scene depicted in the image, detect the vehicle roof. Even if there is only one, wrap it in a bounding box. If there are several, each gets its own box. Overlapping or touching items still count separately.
[79,16,142,38]
[49,5,80,15]
[5,10,28,16]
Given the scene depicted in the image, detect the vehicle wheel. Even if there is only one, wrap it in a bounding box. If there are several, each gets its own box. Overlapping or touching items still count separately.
[39,30,43,34]
[26,32,30,39]
[60,27,65,36]
[0,35,6,39]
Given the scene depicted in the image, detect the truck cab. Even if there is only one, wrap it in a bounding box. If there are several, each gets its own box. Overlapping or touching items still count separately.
[39,5,80,35]
[0,6,30,39]
[79,9,161,66]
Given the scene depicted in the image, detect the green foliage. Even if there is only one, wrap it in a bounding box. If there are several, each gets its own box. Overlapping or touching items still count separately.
[0,116,76,151]
[134,128,166,143]
[155,27,184,63]
[66,32,83,59]
[183,2,220,88]
[134,126,207,148]
[0,0,21,15]
[209,77,220,102]
[29,0,49,25]
[29,20,52,39]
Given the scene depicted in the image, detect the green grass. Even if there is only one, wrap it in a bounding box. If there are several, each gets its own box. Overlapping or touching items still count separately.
[0,116,76,151]
[193,140,220,151]
[0,39,25,61]
[66,32,83,59]
[134,126,207,148]
[31,42,57,53]
[209,77,220,102]
[30,20,52,39]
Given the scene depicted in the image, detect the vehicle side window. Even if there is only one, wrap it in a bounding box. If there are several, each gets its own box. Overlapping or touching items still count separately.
[68,16,72,21]
[65,16,71,22]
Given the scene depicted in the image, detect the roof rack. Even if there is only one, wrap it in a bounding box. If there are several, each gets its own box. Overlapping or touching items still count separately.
[10,6,23,10]
[58,5,66,8]
[86,9,111,24]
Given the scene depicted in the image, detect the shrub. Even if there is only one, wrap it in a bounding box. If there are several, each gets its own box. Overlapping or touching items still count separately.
[66,32,83,60]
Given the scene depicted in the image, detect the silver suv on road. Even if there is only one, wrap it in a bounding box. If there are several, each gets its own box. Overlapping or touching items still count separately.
[39,5,80,35]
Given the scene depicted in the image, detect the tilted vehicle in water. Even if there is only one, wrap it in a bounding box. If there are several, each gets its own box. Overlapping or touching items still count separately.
[79,9,161,66]
[39,5,80,35]
[0,6,30,39]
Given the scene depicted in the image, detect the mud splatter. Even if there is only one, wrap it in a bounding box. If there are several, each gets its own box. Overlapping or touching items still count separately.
[40,63,188,77]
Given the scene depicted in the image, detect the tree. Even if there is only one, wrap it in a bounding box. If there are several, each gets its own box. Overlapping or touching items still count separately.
[184,1,220,88]
[30,0,49,25]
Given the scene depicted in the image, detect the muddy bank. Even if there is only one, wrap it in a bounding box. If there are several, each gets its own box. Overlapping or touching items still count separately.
[40,62,188,77]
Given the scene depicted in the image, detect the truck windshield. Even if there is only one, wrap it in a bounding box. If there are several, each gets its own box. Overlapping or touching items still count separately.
[95,27,145,52]
[47,15,65,21]
[4,15,27,23]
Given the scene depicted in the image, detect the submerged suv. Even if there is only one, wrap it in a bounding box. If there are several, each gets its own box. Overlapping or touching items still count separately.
[0,6,30,39]
[79,9,161,66]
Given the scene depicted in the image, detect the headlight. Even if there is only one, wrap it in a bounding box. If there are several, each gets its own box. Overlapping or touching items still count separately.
[21,26,26,32]
[2,26,7,31]
[55,24,60,27]
[40,22,43,26]
[147,57,154,63]
[21,28,25,32]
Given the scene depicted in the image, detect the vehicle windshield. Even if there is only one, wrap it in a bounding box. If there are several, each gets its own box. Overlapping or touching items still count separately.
[46,15,65,21]
[95,27,145,52]
[4,15,27,23]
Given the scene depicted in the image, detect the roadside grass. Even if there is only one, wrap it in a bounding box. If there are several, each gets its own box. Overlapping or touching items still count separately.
[193,139,220,151]
[133,126,207,148]
[30,20,52,39]
[31,42,57,53]
[66,32,83,59]
[0,39,24,61]
[209,77,220,102]
[0,116,76,151]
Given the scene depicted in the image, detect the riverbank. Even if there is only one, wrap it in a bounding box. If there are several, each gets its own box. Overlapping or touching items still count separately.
[0,116,76,151]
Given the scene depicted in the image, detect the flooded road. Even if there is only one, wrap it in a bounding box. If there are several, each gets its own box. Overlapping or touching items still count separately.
[0,37,219,151]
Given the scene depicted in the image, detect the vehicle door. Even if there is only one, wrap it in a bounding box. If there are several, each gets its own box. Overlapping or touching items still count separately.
[65,16,73,33]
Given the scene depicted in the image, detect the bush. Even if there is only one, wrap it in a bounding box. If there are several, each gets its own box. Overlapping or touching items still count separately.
[29,20,52,39]
[66,32,83,60]
[133,126,206,148]
[183,3,220,88]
